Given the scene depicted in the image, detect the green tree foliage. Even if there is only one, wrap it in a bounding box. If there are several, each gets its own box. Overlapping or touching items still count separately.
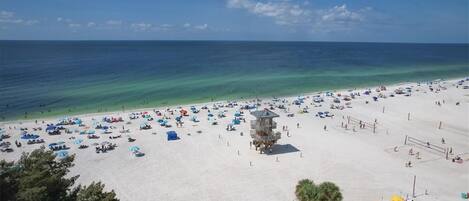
[0,146,118,201]
[295,179,319,201]
[316,182,343,201]
[0,160,20,201]
[76,182,118,201]
[295,179,343,201]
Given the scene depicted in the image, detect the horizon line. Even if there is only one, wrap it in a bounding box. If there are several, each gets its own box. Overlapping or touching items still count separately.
[0,39,468,45]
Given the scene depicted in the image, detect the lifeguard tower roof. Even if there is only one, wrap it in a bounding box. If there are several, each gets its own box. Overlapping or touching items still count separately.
[250,109,279,118]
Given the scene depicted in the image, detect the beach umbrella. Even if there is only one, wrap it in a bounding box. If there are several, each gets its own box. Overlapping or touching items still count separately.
[56,150,69,158]
[390,195,404,201]
[74,119,82,125]
[73,139,83,145]
[46,125,56,131]
[129,145,140,152]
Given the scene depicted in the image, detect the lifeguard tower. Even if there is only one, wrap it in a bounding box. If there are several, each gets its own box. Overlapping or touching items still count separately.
[250,109,281,153]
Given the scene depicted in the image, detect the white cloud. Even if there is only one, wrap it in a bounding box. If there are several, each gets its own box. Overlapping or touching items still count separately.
[227,1,370,32]
[106,20,122,26]
[0,10,14,18]
[87,22,96,27]
[57,17,72,23]
[68,23,81,28]
[24,20,39,25]
[0,18,23,24]
[311,4,369,33]
[183,23,191,28]
[320,4,363,23]
[194,24,208,30]
[227,0,311,25]
[0,10,39,25]
[131,22,152,31]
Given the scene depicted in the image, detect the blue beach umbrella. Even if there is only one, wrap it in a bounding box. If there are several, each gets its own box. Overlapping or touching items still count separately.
[56,150,69,158]
[129,146,140,152]
[73,139,83,145]
[46,125,56,131]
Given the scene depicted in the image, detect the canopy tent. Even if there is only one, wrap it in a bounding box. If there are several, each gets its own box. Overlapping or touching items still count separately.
[21,133,40,140]
[167,131,179,141]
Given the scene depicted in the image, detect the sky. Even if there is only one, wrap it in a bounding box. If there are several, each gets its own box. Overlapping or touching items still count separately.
[0,0,468,43]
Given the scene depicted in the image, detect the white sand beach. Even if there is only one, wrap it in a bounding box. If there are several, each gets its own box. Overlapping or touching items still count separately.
[1,78,468,201]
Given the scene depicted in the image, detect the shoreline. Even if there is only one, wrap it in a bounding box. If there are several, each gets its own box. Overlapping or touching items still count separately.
[2,76,466,124]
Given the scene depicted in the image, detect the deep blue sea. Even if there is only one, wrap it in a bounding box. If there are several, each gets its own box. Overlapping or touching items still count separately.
[0,41,468,120]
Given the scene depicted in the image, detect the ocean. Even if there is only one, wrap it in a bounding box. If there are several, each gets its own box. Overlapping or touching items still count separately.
[0,41,468,120]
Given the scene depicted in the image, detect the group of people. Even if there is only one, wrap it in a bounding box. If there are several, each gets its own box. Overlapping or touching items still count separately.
[95,143,117,153]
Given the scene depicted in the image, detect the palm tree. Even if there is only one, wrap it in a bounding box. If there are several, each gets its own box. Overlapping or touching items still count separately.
[316,181,343,201]
[295,179,318,201]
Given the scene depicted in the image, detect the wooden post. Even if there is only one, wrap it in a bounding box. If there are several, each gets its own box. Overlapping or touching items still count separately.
[373,123,376,133]
[347,116,350,124]
[438,121,442,129]
[382,106,385,113]
[412,175,416,198]
[404,135,408,145]
[445,148,449,160]
[407,112,410,121]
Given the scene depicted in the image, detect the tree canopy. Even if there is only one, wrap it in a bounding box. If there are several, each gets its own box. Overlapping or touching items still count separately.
[295,179,343,201]
[0,146,118,201]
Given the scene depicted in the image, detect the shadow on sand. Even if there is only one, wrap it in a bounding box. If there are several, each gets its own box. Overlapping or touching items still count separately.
[266,144,300,155]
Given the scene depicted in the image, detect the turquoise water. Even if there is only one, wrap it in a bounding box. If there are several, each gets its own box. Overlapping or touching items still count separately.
[0,41,468,120]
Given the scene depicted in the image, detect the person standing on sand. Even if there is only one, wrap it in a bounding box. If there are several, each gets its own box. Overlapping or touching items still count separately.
[323,125,327,131]
[297,123,299,128]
